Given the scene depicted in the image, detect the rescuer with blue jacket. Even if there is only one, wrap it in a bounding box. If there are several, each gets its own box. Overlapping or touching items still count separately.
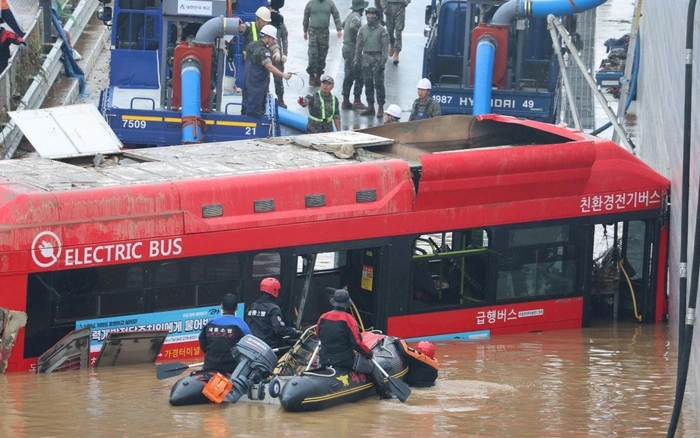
[199,294,251,374]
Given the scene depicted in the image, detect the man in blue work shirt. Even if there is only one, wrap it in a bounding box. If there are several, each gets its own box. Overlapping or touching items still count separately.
[198,293,251,374]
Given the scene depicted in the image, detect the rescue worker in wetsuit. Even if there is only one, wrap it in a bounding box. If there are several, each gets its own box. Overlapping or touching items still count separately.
[241,25,292,118]
[245,277,301,355]
[316,289,393,399]
[198,294,251,374]
[408,78,441,121]
[299,75,341,133]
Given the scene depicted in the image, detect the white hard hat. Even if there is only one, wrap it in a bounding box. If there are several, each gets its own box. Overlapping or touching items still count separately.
[260,24,277,40]
[256,6,272,22]
[386,104,402,119]
[417,78,432,90]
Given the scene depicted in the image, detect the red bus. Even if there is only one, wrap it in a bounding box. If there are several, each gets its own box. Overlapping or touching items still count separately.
[0,115,669,372]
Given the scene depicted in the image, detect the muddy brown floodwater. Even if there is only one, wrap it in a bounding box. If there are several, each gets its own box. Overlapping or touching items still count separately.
[1,322,698,437]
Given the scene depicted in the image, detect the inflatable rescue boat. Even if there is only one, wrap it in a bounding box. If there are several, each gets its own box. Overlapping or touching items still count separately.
[275,332,409,412]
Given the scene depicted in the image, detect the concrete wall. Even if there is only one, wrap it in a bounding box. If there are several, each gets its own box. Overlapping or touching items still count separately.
[637,0,700,424]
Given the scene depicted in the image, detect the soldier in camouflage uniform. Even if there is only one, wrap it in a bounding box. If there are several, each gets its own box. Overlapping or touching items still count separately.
[354,7,389,118]
[270,0,289,108]
[303,0,343,86]
[409,78,442,121]
[341,0,369,110]
[299,75,341,133]
[385,0,410,64]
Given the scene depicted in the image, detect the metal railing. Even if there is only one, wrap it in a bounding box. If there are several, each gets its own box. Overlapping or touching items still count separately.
[0,10,43,144]
[0,0,99,159]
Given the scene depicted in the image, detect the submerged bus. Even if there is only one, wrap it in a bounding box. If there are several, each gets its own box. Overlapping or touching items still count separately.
[0,115,669,372]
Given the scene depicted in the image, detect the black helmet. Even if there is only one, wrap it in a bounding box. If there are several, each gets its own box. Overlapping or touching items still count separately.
[365,6,380,15]
[350,0,369,10]
[330,289,353,308]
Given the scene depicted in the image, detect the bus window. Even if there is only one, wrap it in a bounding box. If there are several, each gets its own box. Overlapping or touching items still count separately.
[253,252,281,278]
[411,230,490,309]
[496,244,578,301]
[296,251,347,273]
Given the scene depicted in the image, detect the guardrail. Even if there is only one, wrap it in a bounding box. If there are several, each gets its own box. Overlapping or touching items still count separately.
[0,0,99,159]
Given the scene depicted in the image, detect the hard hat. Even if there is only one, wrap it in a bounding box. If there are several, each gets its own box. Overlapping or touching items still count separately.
[256,6,272,22]
[260,277,281,298]
[417,78,432,90]
[386,104,402,119]
[260,24,277,40]
[416,341,435,359]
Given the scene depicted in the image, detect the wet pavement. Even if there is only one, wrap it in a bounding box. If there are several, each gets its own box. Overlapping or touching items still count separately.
[262,0,426,130]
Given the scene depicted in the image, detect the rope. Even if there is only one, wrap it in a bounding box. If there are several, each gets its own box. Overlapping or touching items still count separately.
[181,115,206,143]
[619,259,643,322]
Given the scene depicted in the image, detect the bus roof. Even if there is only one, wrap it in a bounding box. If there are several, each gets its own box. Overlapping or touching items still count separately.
[0,115,669,262]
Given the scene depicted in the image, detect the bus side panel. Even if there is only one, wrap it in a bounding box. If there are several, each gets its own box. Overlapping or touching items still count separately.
[655,223,669,323]
[386,297,583,339]
[0,274,28,372]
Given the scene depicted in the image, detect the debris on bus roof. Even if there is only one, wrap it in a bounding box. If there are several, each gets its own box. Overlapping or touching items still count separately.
[0,131,397,192]
[9,104,123,159]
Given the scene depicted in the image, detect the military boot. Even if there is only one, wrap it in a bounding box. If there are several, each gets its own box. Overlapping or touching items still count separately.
[309,74,315,86]
[278,94,287,109]
[352,96,367,110]
[393,50,400,65]
[342,96,353,110]
[389,45,395,57]
[360,104,375,116]
[376,105,384,118]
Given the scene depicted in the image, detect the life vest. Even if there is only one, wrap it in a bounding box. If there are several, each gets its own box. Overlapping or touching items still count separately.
[308,91,336,123]
[397,339,439,387]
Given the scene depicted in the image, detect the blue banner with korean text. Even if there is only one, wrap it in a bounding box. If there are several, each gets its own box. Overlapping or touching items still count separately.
[76,305,245,353]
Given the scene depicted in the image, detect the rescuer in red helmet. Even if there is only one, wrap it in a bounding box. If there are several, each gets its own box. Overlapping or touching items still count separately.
[416,341,435,359]
[245,277,301,355]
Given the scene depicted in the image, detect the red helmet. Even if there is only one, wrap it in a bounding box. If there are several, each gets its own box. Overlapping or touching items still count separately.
[416,341,435,359]
[260,277,281,298]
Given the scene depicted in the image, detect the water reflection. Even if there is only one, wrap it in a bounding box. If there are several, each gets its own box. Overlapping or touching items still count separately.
[1,323,697,437]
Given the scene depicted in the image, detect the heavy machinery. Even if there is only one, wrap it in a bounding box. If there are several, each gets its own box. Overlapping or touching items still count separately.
[421,0,596,123]
[96,0,280,147]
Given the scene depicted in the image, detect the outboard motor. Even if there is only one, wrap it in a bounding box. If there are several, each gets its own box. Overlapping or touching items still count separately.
[227,335,278,403]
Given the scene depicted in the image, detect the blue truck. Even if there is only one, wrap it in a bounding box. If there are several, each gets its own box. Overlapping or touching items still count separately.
[96,0,279,147]
[421,0,575,123]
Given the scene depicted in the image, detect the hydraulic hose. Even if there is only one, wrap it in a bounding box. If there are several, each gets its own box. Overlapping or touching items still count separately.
[181,57,204,143]
[472,36,497,116]
[667,0,698,436]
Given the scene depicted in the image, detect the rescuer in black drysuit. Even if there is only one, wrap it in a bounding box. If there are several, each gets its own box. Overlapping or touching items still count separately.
[245,277,301,355]
[316,289,393,399]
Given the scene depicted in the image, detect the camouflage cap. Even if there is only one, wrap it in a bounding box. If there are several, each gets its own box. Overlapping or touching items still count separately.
[320,75,334,84]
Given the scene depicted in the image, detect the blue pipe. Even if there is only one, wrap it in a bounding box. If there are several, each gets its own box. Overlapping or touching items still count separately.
[181,59,203,143]
[493,0,608,25]
[591,33,640,136]
[524,0,608,18]
[472,37,497,116]
[279,107,308,132]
